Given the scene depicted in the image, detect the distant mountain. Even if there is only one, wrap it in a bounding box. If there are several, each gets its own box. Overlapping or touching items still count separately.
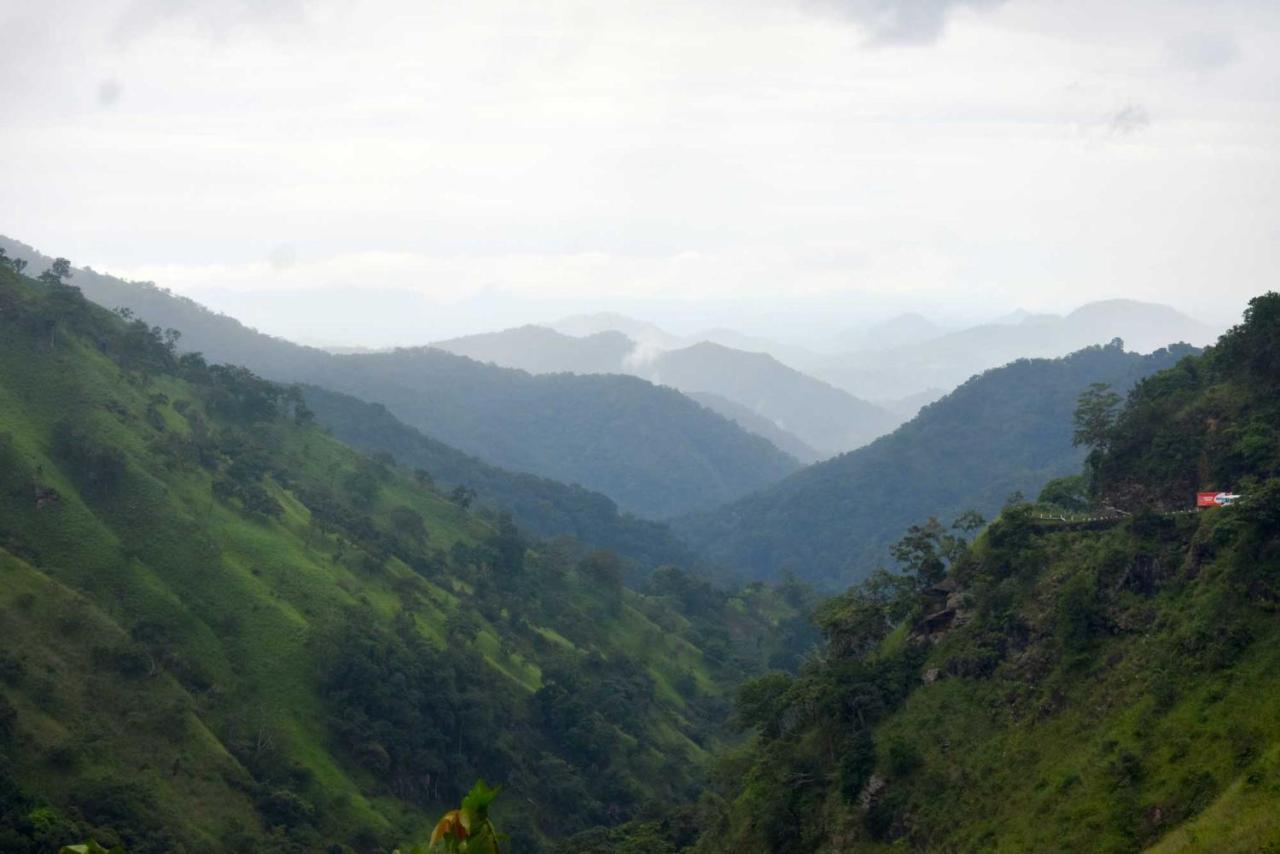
[435,324,633,374]
[0,236,800,519]
[437,324,898,456]
[637,342,899,456]
[675,340,1197,588]
[686,391,822,463]
[301,386,695,573]
[815,299,1220,400]
[830,311,945,351]
[550,311,687,349]
[874,386,946,420]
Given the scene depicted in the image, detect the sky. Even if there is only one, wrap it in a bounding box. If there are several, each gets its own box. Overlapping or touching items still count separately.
[1,0,1278,346]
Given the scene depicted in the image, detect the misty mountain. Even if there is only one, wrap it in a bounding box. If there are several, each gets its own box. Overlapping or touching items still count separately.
[0,236,799,518]
[686,391,821,463]
[636,342,899,456]
[549,311,687,349]
[436,323,898,456]
[874,386,947,420]
[813,299,1219,400]
[435,324,634,374]
[829,311,945,351]
[300,385,695,572]
[674,339,1197,588]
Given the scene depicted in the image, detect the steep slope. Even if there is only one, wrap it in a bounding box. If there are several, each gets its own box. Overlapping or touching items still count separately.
[301,385,696,575]
[673,292,1280,853]
[0,237,799,519]
[677,340,1195,588]
[0,262,805,852]
[638,342,899,456]
[815,300,1220,400]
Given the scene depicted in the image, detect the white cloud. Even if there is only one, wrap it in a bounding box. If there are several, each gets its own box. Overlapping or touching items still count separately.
[1,0,1279,342]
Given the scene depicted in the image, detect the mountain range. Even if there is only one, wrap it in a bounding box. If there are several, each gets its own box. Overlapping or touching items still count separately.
[0,261,814,850]
[0,237,798,520]
[675,339,1197,588]
[435,326,899,458]
[806,299,1219,400]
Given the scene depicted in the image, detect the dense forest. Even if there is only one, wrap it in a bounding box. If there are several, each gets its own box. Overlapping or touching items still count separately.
[0,237,800,520]
[596,293,1280,851]
[301,385,696,579]
[678,340,1197,589]
[0,259,817,852]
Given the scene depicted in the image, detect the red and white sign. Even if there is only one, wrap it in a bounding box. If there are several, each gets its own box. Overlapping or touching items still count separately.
[1197,491,1240,507]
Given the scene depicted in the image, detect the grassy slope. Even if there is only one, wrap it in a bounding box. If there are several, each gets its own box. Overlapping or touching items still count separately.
[0,267,790,850]
[872,518,1280,852]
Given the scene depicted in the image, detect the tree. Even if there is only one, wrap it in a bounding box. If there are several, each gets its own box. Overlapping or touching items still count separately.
[449,484,475,510]
[390,505,428,542]
[890,512,982,590]
[1038,475,1089,511]
[39,257,73,286]
[1072,382,1121,451]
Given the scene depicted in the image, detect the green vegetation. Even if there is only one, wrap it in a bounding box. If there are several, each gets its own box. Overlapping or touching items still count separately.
[678,338,1196,588]
[630,292,1280,852]
[0,262,813,851]
[301,386,694,579]
[0,236,799,519]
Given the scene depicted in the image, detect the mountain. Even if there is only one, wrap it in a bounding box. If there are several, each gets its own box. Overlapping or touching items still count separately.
[301,385,696,575]
[830,311,945,351]
[0,260,817,851]
[685,391,821,464]
[592,292,1280,853]
[874,386,946,421]
[814,299,1220,400]
[549,312,686,349]
[637,342,899,456]
[676,339,1197,588]
[434,325,634,375]
[0,237,799,519]
[438,322,898,457]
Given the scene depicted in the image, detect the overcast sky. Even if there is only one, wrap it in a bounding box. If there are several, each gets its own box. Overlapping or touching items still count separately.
[2,0,1278,345]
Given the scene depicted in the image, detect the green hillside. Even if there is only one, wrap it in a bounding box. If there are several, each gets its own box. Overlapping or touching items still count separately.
[0,237,800,520]
[634,293,1280,852]
[677,340,1196,588]
[0,261,810,852]
[301,385,696,578]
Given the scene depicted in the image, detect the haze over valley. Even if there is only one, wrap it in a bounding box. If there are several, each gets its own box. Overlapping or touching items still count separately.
[3,1,1279,851]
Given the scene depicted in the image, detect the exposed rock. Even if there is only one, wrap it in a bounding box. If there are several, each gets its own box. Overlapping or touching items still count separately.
[859,773,887,811]
[923,667,941,684]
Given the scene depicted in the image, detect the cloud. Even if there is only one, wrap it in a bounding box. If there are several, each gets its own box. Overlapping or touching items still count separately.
[802,0,1006,45]
[110,0,310,44]
[1165,30,1240,72]
[1103,103,1150,136]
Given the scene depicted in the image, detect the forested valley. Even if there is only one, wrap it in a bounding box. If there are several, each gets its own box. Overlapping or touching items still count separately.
[3,241,1279,853]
